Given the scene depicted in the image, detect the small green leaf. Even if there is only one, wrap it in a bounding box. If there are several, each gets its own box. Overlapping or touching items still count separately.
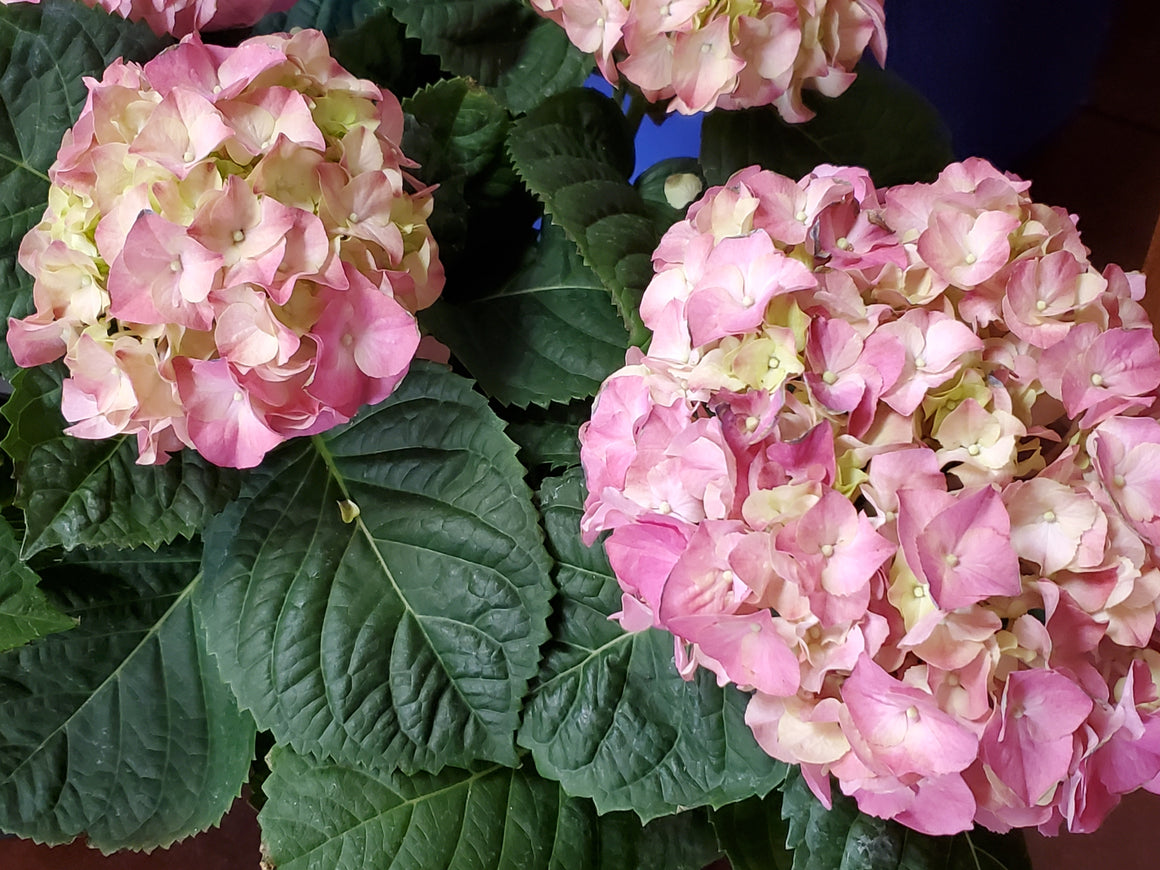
[0,0,168,380]
[423,223,629,407]
[259,746,721,870]
[508,89,660,345]
[405,77,512,179]
[0,541,256,851]
[700,65,954,188]
[199,362,553,775]
[372,0,591,114]
[779,768,1033,870]
[518,469,786,821]
[0,514,74,651]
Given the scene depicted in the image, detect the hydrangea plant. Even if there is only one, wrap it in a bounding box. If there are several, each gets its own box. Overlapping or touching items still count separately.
[0,1,1143,869]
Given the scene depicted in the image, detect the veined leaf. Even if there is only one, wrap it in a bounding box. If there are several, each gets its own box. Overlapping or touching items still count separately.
[503,399,589,472]
[508,89,659,345]
[0,0,168,380]
[259,746,721,870]
[0,349,242,558]
[405,77,512,180]
[198,362,553,774]
[372,0,591,114]
[0,513,74,651]
[779,768,1033,870]
[518,469,786,821]
[422,223,629,407]
[402,76,538,286]
[700,65,954,188]
[711,790,795,870]
[0,365,62,463]
[0,540,256,850]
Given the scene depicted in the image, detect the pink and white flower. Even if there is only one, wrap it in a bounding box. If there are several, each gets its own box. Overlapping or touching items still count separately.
[531,0,887,120]
[9,30,444,467]
[581,159,1160,835]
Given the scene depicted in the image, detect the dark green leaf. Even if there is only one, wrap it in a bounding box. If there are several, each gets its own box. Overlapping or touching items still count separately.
[423,223,629,407]
[508,89,659,345]
[0,540,256,850]
[518,469,786,821]
[402,76,538,285]
[14,430,243,557]
[405,77,512,180]
[198,362,553,775]
[0,513,74,651]
[2,359,242,556]
[259,746,720,870]
[255,0,369,35]
[0,0,168,380]
[712,791,795,870]
[503,399,589,472]
[0,365,62,463]
[780,768,1033,870]
[372,0,591,114]
[700,65,953,188]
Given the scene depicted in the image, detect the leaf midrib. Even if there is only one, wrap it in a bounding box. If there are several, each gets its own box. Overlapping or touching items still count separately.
[309,433,529,754]
[272,759,508,866]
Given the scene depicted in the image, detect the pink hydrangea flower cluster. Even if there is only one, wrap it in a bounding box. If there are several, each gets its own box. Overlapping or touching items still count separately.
[0,0,293,37]
[580,158,1160,835]
[8,30,444,468]
[529,0,886,119]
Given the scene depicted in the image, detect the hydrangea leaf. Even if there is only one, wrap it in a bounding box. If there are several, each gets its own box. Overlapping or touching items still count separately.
[0,540,256,851]
[3,361,242,556]
[503,399,589,472]
[508,88,659,346]
[0,0,168,380]
[405,77,512,180]
[402,76,538,286]
[15,434,243,557]
[197,361,553,775]
[518,469,786,821]
[710,790,796,870]
[255,0,370,34]
[700,65,954,188]
[779,768,1033,870]
[0,364,62,463]
[259,746,722,870]
[0,514,75,651]
[422,223,629,407]
[371,0,591,114]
